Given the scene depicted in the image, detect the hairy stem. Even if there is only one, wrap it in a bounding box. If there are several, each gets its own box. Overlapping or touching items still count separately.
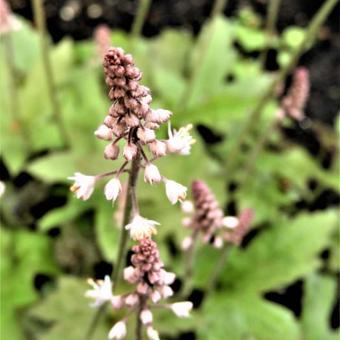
[224,0,338,186]
[85,155,141,340]
[32,0,69,147]
[207,245,232,294]
[260,0,282,67]
[131,0,152,38]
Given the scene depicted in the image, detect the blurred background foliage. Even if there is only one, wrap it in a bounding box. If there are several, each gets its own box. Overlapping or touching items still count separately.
[0,0,339,339]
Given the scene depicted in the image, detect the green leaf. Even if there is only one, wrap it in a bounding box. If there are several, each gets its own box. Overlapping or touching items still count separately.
[27,152,77,183]
[28,277,108,340]
[301,274,338,340]
[187,16,236,107]
[219,211,337,293]
[200,293,300,340]
[39,196,89,231]
[0,229,58,340]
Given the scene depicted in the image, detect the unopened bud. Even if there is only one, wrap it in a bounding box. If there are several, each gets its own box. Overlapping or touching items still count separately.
[104,143,120,160]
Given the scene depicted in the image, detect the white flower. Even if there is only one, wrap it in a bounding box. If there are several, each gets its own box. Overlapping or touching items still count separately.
[161,270,176,285]
[150,290,161,303]
[160,285,173,298]
[0,181,5,197]
[140,309,153,325]
[164,179,187,204]
[166,123,195,155]
[181,200,194,214]
[108,320,127,339]
[147,326,160,340]
[144,164,162,184]
[68,172,96,200]
[170,302,193,318]
[85,276,113,307]
[125,215,159,240]
[104,178,122,202]
[223,216,239,229]
[94,124,113,140]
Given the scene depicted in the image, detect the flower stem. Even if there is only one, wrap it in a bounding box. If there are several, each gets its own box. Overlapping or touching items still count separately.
[260,0,282,67]
[113,155,141,287]
[136,296,145,340]
[224,0,338,186]
[181,230,199,297]
[131,0,152,39]
[32,0,69,147]
[85,155,141,340]
[207,245,232,294]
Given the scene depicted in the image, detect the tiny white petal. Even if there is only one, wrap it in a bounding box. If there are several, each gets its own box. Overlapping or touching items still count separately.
[94,124,113,140]
[162,271,176,285]
[166,123,195,155]
[104,178,122,202]
[164,179,187,204]
[223,216,239,229]
[140,309,153,325]
[144,164,162,184]
[68,172,96,200]
[181,200,194,214]
[170,302,193,318]
[108,321,127,339]
[125,215,160,241]
[147,327,160,340]
[85,275,113,307]
[181,236,193,250]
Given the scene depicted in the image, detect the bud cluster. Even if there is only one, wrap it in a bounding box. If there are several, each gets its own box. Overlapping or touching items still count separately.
[181,180,254,250]
[69,47,195,224]
[86,237,193,339]
[277,67,310,121]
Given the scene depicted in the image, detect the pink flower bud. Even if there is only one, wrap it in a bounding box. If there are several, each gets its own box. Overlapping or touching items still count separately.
[147,109,172,124]
[148,140,167,157]
[125,293,139,307]
[124,114,140,127]
[137,127,156,144]
[104,143,120,160]
[123,143,138,161]
[94,124,113,140]
[104,115,115,127]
